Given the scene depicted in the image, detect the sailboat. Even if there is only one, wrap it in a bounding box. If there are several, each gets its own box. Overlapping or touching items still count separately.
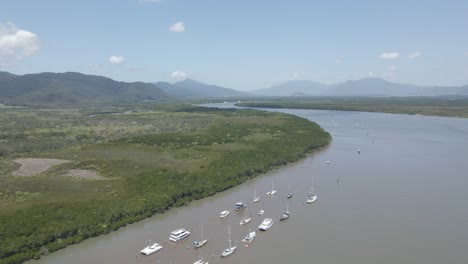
[306,176,317,204]
[193,250,209,264]
[253,187,260,203]
[280,200,290,221]
[221,225,236,257]
[193,224,208,248]
[266,180,277,195]
[258,200,265,215]
[286,182,293,199]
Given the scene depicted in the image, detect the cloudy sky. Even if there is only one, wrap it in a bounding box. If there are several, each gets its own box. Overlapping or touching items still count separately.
[1,0,468,90]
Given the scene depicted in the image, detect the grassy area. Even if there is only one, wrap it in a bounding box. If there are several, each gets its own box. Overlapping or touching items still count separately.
[0,105,330,264]
[236,97,468,118]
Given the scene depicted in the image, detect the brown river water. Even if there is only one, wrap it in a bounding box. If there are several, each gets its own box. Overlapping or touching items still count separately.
[29,103,468,264]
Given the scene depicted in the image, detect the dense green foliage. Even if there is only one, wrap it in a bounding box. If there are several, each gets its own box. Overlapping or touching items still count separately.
[236,96,468,118]
[0,105,330,264]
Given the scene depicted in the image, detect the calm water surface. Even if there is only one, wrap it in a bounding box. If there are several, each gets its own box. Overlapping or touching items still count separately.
[30,104,468,264]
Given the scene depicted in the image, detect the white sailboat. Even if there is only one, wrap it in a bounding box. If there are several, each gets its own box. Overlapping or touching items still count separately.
[266,180,277,195]
[253,187,260,203]
[221,225,236,257]
[306,176,317,204]
[194,250,209,264]
[193,224,208,248]
[258,200,265,215]
[280,200,290,221]
[286,182,293,199]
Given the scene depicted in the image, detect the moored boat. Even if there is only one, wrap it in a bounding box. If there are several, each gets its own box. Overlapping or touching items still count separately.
[220,210,230,218]
[242,230,257,243]
[169,228,190,242]
[258,218,274,231]
[140,241,163,256]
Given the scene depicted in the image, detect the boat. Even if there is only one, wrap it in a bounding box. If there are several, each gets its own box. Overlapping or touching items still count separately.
[242,230,256,243]
[258,218,274,231]
[280,200,290,221]
[266,180,277,195]
[253,187,260,203]
[169,228,190,242]
[286,182,293,199]
[194,251,208,264]
[220,210,230,218]
[306,177,317,204]
[193,224,208,248]
[140,240,163,255]
[258,201,265,215]
[234,201,247,211]
[240,216,252,225]
[221,225,236,258]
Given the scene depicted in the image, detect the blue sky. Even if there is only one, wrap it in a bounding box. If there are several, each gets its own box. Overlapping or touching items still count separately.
[1,0,468,90]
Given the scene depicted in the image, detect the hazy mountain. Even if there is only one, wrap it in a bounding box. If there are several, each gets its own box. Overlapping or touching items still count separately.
[254,78,468,97]
[326,78,420,96]
[174,79,250,98]
[0,71,169,105]
[251,80,329,96]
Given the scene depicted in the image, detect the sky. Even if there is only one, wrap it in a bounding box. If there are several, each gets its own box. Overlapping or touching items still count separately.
[1,0,468,91]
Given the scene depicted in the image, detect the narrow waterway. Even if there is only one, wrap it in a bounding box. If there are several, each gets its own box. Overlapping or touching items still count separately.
[30,104,468,264]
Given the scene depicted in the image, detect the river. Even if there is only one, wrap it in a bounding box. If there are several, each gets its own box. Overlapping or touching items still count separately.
[30,103,468,264]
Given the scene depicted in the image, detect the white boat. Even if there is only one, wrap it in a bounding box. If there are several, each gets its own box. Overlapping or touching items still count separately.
[280,200,290,221]
[193,224,208,248]
[306,177,317,204]
[240,216,252,225]
[258,209,264,215]
[242,230,257,243]
[286,182,293,199]
[194,260,208,264]
[253,187,260,203]
[221,225,236,258]
[169,228,190,242]
[258,218,274,231]
[220,210,230,218]
[266,180,277,195]
[234,201,247,211]
[140,241,163,255]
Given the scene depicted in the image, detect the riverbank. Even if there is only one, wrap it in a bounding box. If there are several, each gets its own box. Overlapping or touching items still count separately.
[236,97,468,118]
[0,105,330,264]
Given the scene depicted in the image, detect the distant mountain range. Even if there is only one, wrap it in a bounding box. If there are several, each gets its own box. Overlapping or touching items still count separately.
[0,72,249,105]
[252,78,468,97]
[154,79,250,99]
[1,71,467,105]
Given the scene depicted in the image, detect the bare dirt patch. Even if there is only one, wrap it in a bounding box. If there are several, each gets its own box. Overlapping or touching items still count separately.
[64,169,106,180]
[12,158,70,177]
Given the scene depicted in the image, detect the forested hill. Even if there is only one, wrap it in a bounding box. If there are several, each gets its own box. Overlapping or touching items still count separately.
[0,71,169,105]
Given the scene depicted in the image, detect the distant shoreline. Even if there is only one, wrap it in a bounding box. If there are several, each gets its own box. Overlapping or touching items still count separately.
[236,97,468,118]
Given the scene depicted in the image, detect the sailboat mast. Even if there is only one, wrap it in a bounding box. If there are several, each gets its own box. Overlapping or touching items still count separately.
[228,225,232,248]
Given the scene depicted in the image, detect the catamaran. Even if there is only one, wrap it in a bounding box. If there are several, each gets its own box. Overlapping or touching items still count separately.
[193,224,208,248]
[221,225,236,257]
[169,228,190,242]
[140,240,163,255]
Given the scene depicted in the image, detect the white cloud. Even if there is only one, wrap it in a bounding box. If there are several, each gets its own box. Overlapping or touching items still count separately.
[408,51,422,59]
[335,59,342,64]
[169,22,185,32]
[368,72,375,77]
[379,52,400,60]
[0,22,40,66]
[109,55,125,65]
[170,70,187,79]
